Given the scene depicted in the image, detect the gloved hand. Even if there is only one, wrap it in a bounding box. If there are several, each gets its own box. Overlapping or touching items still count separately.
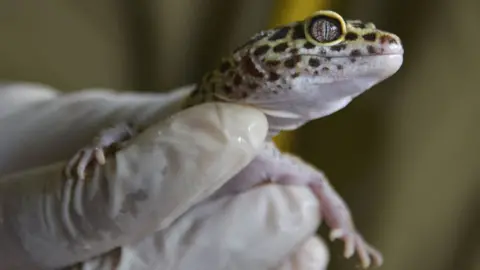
[0,82,329,270]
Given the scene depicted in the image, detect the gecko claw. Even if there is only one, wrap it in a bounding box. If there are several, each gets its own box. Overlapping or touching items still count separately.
[64,144,108,181]
[329,228,343,241]
[367,244,383,267]
[78,147,103,179]
[358,240,371,268]
[95,149,106,165]
[344,235,355,259]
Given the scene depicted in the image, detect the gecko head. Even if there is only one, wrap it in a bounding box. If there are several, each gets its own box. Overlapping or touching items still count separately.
[186,10,403,134]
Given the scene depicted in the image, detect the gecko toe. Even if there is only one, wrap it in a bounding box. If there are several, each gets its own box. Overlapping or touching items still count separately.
[367,245,383,267]
[65,152,81,179]
[95,149,106,165]
[357,243,371,268]
[329,228,344,241]
[344,233,356,258]
[76,149,93,179]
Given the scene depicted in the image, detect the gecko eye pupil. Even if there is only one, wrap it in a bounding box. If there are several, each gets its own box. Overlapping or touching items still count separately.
[309,16,342,43]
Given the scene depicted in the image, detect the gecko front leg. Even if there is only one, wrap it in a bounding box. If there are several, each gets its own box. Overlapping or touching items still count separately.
[213,141,383,269]
[64,122,140,180]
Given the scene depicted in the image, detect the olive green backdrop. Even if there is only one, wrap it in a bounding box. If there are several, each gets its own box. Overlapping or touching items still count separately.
[0,1,478,270]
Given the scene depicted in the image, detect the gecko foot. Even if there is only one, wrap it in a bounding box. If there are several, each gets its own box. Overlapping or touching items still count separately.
[308,182,383,268]
[64,123,138,180]
[64,144,107,180]
[329,227,383,268]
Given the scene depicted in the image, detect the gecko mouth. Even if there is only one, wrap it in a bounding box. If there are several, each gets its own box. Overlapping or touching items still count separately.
[255,52,403,75]
[299,49,404,59]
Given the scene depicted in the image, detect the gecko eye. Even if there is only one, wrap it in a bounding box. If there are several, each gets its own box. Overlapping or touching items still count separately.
[305,11,346,45]
[309,17,342,42]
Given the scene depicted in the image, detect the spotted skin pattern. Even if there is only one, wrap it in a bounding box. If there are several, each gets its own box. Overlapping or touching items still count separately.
[66,10,403,269]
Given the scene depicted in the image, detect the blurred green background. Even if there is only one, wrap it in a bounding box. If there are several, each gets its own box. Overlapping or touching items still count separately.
[0,0,479,269]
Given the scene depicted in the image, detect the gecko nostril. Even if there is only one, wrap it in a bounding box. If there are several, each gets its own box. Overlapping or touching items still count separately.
[380,35,400,45]
[379,35,403,54]
[388,37,398,44]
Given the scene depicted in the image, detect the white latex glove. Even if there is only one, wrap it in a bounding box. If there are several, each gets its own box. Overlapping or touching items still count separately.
[0,82,329,270]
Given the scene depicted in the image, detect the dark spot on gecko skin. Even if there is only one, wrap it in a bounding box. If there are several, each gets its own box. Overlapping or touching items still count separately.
[345,32,358,41]
[350,49,362,57]
[320,49,327,55]
[292,24,306,40]
[241,55,264,78]
[314,70,319,75]
[325,57,331,61]
[265,60,281,67]
[268,27,290,41]
[367,45,376,54]
[350,57,357,63]
[362,33,376,41]
[322,67,330,71]
[284,55,301,69]
[273,43,289,53]
[233,74,243,85]
[293,55,301,63]
[290,48,299,54]
[337,65,343,70]
[253,45,270,56]
[284,58,296,68]
[292,73,299,78]
[308,58,321,67]
[304,42,315,49]
[331,44,347,52]
[268,72,280,81]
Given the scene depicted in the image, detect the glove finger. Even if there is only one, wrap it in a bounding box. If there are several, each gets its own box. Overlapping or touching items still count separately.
[65,185,321,270]
[273,236,330,270]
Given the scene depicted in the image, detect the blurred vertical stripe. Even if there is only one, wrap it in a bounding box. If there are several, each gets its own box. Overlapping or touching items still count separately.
[269,0,329,152]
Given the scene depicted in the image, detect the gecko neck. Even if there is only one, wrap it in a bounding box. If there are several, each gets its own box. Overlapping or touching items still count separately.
[182,84,356,138]
[260,95,354,138]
